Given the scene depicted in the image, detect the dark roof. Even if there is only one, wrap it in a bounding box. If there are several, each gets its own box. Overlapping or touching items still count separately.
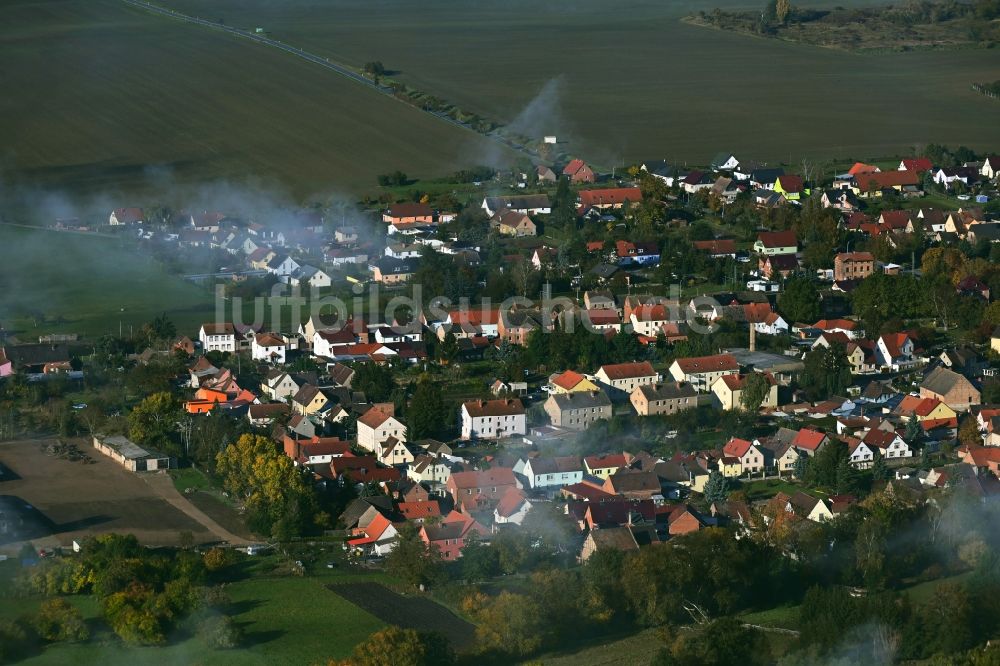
[2,344,70,368]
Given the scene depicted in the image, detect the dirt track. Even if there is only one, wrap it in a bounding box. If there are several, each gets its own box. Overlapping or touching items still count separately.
[0,439,246,550]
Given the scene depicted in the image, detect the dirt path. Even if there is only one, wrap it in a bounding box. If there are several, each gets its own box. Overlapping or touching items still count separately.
[142,473,253,546]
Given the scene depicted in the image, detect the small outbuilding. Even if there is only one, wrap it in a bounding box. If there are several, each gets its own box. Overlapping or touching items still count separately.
[92,435,174,472]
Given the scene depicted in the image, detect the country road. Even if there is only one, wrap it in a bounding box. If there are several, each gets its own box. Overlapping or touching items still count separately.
[120,0,538,162]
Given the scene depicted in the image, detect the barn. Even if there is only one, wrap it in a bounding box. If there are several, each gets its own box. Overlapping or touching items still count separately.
[92,435,174,472]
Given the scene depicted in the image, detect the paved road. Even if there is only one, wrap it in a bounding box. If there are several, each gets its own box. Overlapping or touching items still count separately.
[142,472,252,546]
[120,0,537,162]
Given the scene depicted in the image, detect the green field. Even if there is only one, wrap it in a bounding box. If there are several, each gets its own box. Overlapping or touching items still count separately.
[0,0,514,201]
[0,558,387,665]
[161,0,1000,171]
[0,225,216,339]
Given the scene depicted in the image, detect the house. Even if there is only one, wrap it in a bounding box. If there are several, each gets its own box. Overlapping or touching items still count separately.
[578,188,642,212]
[109,207,144,226]
[531,246,558,270]
[630,382,699,416]
[834,252,875,282]
[371,257,416,285]
[92,435,173,472]
[447,468,517,512]
[680,170,714,194]
[407,455,451,487]
[579,527,639,562]
[247,402,290,426]
[854,170,921,197]
[460,399,526,440]
[848,440,876,469]
[251,332,287,364]
[549,370,600,394]
[812,318,862,340]
[992,326,1000,355]
[536,165,557,183]
[874,332,919,371]
[628,303,676,337]
[711,372,778,411]
[710,152,740,171]
[199,323,237,352]
[265,254,300,278]
[920,367,980,411]
[419,512,487,560]
[584,453,629,479]
[754,230,797,256]
[759,253,799,280]
[615,240,660,267]
[594,361,659,394]
[583,309,623,333]
[376,437,414,466]
[772,491,833,523]
[668,354,739,391]
[723,437,767,474]
[543,390,612,430]
[291,384,329,415]
[563,159,596,183]
[759,438,801,475]
[773,175,806,201]
[603,471,661,500]
[357,405,407,453]
[282,435,350,466]
[899,157,933,173]
[492,210,536,237]
[748,167,785,189]
[289,265,332,289]
[518,456,584,489]
[382,202,433,225]
[346,512,398,557]
[692,239,737,258]
[792,428,830,456]
[862,428,912,460]
[482,194,551,217]
[821,189,861,212]
[494,487,532,525]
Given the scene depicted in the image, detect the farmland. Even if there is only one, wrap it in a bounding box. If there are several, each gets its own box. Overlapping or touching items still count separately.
[160,0,1000,171]
[0,0,513,201]
[0,225,217,339]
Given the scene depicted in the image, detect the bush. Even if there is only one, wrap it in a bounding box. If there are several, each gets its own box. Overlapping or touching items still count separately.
[200,615,243,649]
[32,598,89,643]
[0,619,34,662]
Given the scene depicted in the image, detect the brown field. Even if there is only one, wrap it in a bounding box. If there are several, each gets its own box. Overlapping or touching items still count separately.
[0,438,214,549]
[329,582,477,651]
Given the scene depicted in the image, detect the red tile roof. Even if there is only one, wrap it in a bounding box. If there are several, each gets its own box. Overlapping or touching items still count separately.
[756,230,798,248]
[463,398,525,418]
[900,158,932,173]
[722,437,754,458]
[792,428,827,452]
[578,187,642,207]
[598,361,657,380]
[673,354,738,374]
[552,370,588,391]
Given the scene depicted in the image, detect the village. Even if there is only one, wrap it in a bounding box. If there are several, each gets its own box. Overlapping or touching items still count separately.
[3,147,1000,663]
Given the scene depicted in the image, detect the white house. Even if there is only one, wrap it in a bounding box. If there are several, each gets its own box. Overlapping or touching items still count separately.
[266,254,300,277]
[290,265,331,289]
[109,207,144,226]
[408,455,451,487]
[357,407,407,452]
[862,428,913,460]
[461,398,527,440]
[199,323,237,352]
[515,456,583,489]
[251,332,287,363]
[756,312,789,336]
[668,354,739,392]
[593,361,659,393]
[848,440,876,469]
[874,333,919,371]
[494,488,532,526]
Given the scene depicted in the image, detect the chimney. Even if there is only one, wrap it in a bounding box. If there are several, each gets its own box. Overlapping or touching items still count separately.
[749,323,757,352]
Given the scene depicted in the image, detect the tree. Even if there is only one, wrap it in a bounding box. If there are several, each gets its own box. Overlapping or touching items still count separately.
[407,376,446,439]
[33,598,88,643]
[215,434,317,537]
[386,522,443,588]
[352,363,395,403]
[958,416,982,448]
[871,450,888,482]
[128,392,181,457]
[740,372,771,412]
[703,471,731,505]
[793,453,809,480]
[836,456,860,494]
[200,615,243,649]
[775,0,791,23]
[800,343,851,401]
[654,617,772,666]
[438,331,458,364]
[333,626,455,666]
[363,61,386,77]
[470,591,544,657]
[778,277,820,324]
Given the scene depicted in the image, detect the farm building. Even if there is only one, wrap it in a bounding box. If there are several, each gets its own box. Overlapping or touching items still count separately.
[92,435,174,472]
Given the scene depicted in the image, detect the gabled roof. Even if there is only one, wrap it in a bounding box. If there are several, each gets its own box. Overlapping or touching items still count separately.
[586,526,639,553]
[636,381,698,401]
[900,157,933,173]
[792,428,828,452]
[578,188,642,207]
[855,170,920,192]
[387,202,433,218]
[722,437,754,458]
[548,391,612,410]
[673,353,739,374]
[463,398,525,418]
[598,361,657,380]
[756,230,797,248]
[449,467,516,490]
[775,174,804,192]
[201,322,235,335]
[552,370,589,391]
[921,366,971,397]
[495,487,529,518]
[358,405,396,429]
[585,453,629,469]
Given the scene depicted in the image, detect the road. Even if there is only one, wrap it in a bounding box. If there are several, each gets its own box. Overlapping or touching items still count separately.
[120,0,537,162]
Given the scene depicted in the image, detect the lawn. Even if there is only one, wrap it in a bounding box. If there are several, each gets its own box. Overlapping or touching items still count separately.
[0,0,513,202]
[4,561,389,665]
[162,0,1000,171]
[0,225,216,338]
[740,477,802,500]
[740,603,802,630]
